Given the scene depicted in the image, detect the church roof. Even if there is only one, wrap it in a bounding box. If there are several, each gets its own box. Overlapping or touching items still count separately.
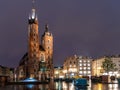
[19,52,28,66]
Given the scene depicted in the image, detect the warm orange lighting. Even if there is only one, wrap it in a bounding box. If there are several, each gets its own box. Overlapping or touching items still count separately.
[98,83,102,90]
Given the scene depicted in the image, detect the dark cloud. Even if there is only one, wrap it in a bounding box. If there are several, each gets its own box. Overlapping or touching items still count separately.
[0,0,120,67]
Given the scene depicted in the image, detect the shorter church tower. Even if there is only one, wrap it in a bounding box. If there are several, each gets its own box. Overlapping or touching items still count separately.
[42,24,54,78]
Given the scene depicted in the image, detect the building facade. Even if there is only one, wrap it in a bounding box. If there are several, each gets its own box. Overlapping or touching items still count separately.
[63,55,78,78]
[17,7,54,80]
[54,67,64,79]
[0,65,14,82]
[77,56,92,77]
[92,57,105,76]
[63,55,92,78]
[92,55,120,77]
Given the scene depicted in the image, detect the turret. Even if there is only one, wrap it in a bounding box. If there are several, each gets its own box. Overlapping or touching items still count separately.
[42,24,54,78]
[42,24,53,56]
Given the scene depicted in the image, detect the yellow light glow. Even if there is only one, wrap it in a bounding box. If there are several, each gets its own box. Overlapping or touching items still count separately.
[55,71,59,74]
[98,84,102,90]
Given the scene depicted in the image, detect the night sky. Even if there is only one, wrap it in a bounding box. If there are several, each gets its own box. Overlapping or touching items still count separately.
[0,0,120,67]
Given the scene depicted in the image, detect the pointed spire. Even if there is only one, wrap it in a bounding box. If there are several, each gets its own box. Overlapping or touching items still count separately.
[32,0,35,9]
[31,8,36,19]
[45,24,49,32]
[28,0,38,24]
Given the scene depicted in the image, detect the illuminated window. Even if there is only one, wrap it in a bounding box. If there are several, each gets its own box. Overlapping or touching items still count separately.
[79,64,82,66]
[79,60,82,62]
[84,67,86,70]
[84,71,86,73]
[79,71,82,74]
[87,60,90,62]
[88,67,90,70]
[84,64,86,66]
[84,60,86,62]
[88,71,91,73]
[74,65,76,67]
[80,67,82,70]
[88,64,90,66]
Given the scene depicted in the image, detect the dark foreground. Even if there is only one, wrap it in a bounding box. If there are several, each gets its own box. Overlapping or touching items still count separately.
[0,80,120,90]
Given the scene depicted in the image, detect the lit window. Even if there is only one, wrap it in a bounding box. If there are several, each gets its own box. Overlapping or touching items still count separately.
[87,60,90,62]
[84,64,86,66]
[88,71,91,73]
[79,60,82,62]
[84,60,86,62]
[80,67,82,70]
[69,65,72,67]
[79,71,82,74]
[79,64,82,66]
[84,71,86,73]
[74,65,76,67]
[88,67,90,70]
[84,67,86,70]
[88,64,90,66]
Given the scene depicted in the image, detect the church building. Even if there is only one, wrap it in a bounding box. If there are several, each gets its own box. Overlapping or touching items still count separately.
[17,3,54,81]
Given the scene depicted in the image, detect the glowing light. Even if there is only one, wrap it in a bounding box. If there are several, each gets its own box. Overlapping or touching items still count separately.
[63,70,67,73]
[26,84,34,89]
[98,83,102,90]
[31,9,36,19]
[55,71,59,74]
[21,78,37,82]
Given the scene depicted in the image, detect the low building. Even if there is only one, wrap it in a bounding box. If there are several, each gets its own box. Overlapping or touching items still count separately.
[54,66,64,79]
[109,55,120,77]
[92,55,120,77]
[63,55,78,78]
[0,66,2,76]
[0,65,14,82]
[92,57,105,76]
[63,55,92,78]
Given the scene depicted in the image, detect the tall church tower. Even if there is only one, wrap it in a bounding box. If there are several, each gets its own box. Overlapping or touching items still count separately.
[42,24,54,77]
[28,7,40,78]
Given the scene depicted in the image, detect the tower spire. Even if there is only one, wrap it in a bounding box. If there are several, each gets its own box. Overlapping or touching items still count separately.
[31,0,36,19]
[45,24,49,32]
[32,0,35,9]
[29,0,38,24]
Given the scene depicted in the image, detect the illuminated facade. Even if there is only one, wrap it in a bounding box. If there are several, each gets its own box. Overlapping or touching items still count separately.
[111,56,120,77]
[92,57,105,76]
[63,55,78,78]
[77,56,92,76]
[92,55,120,77]
[63,55,92,78]
[17,6,54,80]
[54,67,64,79]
